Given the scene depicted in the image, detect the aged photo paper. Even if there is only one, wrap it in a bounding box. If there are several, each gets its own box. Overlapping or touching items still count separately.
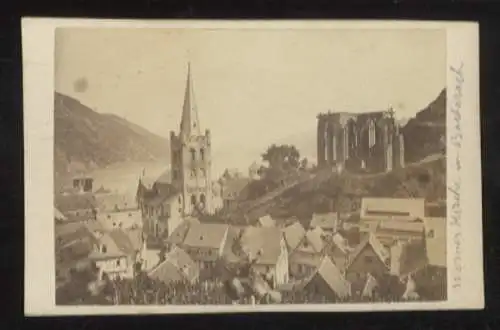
[23,19,483,315]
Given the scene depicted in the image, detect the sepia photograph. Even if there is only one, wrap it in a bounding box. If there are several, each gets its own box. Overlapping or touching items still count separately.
[23,19,483,314]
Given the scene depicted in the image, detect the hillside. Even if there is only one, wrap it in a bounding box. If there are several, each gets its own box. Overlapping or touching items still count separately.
[229,154,446,227]
[54,92,169,179]
[402,88,446,163]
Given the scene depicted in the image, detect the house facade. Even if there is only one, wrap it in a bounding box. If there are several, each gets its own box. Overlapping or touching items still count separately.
[288,228,325,279]
[137,180,184,240]
[303,256,351,301]
[181,223,229,278]
[345,234,391,285]
[239,227,289,288]
[88,229,143,280]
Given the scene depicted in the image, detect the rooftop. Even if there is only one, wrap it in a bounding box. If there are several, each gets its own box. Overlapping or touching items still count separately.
[239,226,283,265]
[282,222,306,252]
[183,223,229,250]
[360,197,426,220]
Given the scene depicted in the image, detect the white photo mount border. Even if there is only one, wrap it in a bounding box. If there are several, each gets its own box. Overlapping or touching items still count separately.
[22,19,483,315]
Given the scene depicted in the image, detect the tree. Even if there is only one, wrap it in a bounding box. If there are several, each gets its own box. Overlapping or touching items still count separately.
[261,144,301,173]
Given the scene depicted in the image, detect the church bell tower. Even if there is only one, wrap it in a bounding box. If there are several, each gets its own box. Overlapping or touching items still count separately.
[170,63,213,216]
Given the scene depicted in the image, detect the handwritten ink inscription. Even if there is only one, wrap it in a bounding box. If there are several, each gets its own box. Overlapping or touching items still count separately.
[449,62,464,290]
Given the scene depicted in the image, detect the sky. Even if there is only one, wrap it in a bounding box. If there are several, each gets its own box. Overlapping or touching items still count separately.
[54,27,446,177]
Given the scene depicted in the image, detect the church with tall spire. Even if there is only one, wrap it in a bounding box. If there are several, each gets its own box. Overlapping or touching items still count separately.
[136,63,214,242]
[170,62,214,215]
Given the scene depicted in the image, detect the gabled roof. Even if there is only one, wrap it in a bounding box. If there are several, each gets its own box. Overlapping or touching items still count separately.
[165,217,200,246]
[155,169,171,185]
[310,212,338,230]
[239,226,283,265]
[108,229,141,256]
[304,227,325,253]
[125,227,144,252]
[347,234,390,270]
[149,246,200,284]
[305,256,351,299]
[94,193,137,212]
[55,193,97,213]
[360,197,425,220]
[221,226,245,263]
[222,178,251,200]
[282,222,306,251]
[331,232,352,254]
[144,183,181,207]
[258,215,276,228]
[55,222,97,248]
[148,258,185,284]
[183,223,229,250]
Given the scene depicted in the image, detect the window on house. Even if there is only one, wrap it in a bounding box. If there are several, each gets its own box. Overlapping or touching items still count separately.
[178,196,182,204]
[427,230,435,238]
[191,169,197,178]
[172,170,178,180]
[200,168,206,178]
[200,148,205,161]
[191,195,197,206]
[116,259,121,267]
[190,148,196,161]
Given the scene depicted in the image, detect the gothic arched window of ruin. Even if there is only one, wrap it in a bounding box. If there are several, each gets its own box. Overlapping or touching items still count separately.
[368,119,376,148]
[200,194,206,209]
[190,148,196,161]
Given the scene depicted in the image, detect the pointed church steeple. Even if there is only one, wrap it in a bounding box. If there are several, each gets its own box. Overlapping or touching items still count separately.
[180,62,201,141]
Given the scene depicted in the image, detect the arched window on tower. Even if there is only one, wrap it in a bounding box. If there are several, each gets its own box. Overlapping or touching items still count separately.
[200,194,206,209]
[200,148,205,161]
[190,148,196,161]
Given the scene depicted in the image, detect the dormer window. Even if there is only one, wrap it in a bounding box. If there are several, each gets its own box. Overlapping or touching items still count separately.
[101,244,107,253]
